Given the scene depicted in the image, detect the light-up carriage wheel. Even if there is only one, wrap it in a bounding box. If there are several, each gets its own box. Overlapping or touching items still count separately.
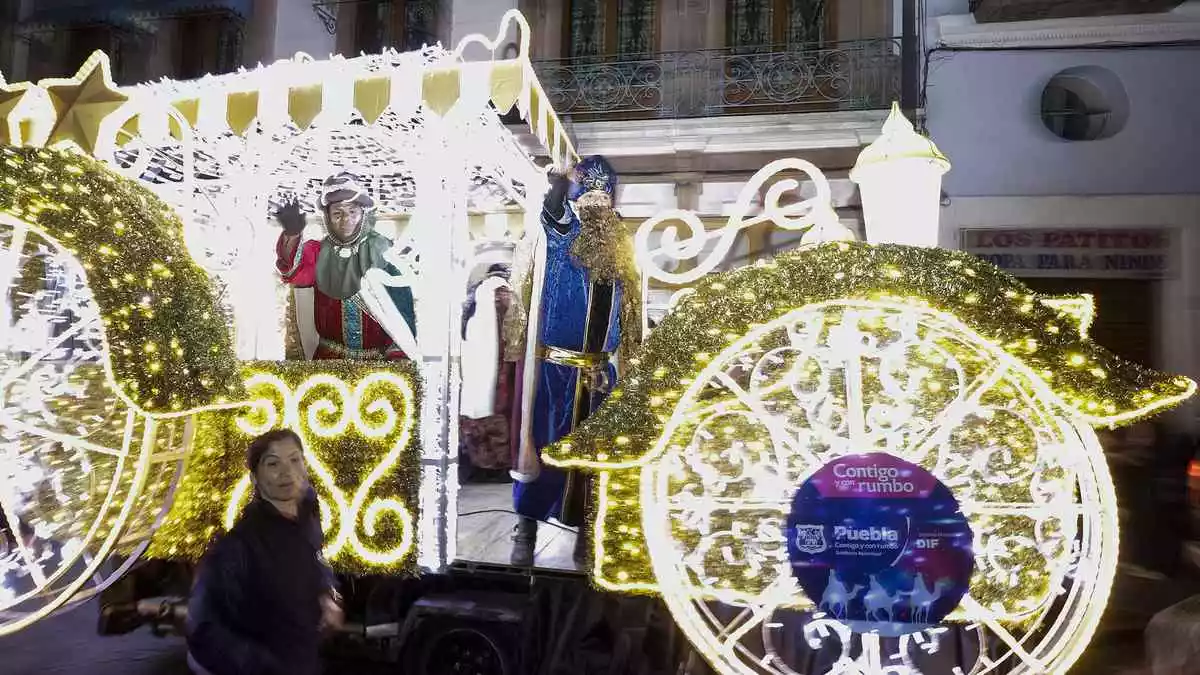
[641,299,1119,675]
[0,216,192,636]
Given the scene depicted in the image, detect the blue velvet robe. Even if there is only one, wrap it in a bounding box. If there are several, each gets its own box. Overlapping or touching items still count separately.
[513,205,623,521]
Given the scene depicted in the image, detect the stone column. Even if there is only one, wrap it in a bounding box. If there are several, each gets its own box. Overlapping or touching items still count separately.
[518,0,563,59]
[673,174,703,211]
[145,18,177,80]
[659,0,725,117]
[703,0,726,50]
[1161,222,1200,431]
[334,0,360,57]
[0,0,19,78]
[244,0,279,65]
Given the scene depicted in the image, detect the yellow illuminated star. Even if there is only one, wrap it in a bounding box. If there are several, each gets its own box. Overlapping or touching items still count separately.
[38,51,130,155]
[0,75,53,146]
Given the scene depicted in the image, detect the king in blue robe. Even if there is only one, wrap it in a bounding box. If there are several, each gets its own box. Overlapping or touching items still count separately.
[508,156,642,567]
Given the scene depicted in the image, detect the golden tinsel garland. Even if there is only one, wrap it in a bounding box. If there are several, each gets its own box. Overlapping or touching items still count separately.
[554,241,1192,605]
[547,241,1192,472]
[0,146,241,413]
[148,360,423,576]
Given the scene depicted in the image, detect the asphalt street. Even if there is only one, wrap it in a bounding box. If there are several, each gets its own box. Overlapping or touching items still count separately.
[0,570,1195,675]
[0,599,188,675]
[0,599,397,675]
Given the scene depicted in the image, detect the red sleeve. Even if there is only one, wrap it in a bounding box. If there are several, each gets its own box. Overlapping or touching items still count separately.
[277,235,319,287]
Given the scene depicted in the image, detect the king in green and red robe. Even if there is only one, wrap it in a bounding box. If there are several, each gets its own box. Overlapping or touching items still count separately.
[275,173,418,361]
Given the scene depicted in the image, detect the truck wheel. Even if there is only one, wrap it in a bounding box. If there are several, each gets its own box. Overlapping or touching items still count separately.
[405,618,513,675]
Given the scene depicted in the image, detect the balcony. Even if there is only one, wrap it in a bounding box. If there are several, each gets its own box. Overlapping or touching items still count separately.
[19,0,251,26]
[533,39,901,123]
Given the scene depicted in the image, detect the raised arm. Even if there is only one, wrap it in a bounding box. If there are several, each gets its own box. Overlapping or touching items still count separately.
[274,201,316,285]
[542,167,573,235]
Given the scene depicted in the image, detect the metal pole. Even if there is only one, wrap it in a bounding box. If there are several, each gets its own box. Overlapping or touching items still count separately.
[901,0,920,116]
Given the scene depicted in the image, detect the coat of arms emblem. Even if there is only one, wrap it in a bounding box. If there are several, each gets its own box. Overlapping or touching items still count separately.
[794,524,828,555]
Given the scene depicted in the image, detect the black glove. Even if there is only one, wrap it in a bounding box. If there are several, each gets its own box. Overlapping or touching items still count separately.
[274,200,306,236]
[543,166,572,222]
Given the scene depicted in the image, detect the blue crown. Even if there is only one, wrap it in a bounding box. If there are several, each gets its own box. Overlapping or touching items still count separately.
[569,155,617,201]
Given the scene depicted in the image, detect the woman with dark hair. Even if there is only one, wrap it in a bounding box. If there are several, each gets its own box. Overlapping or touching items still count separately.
[186,429,343,675]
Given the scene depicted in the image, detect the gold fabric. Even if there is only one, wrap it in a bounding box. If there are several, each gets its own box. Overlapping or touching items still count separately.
[354,76,391,124]
[538,345,611,370]
[226,90,259,136]
[423,67,461,117]
[0,52,579,166]
[288,84,323,130]
[489,61,524,114]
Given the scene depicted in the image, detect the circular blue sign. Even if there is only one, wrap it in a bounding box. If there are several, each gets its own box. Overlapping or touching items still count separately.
[787,453,974,636]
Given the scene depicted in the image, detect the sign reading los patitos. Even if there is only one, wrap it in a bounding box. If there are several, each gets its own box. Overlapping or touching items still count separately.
[961,228,1173,279]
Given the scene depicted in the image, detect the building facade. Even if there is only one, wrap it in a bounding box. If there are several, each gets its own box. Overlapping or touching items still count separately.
[439,0,910,322]
[0,0,906,266]
[0,0,340,85]
[515,0,904,250]
[925,0,1200,426]
[5,0,1193,405]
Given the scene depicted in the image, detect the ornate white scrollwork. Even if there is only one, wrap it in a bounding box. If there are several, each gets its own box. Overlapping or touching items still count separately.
[0,218,187,636]
[634,158,842,287]
[641,300,1117,675]
[225,372,417,566]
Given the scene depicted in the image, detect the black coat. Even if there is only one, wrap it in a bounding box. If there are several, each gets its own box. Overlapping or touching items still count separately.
[187,492,335,675]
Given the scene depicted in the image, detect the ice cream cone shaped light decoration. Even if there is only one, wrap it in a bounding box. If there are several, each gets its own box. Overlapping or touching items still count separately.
[850,102,950,247]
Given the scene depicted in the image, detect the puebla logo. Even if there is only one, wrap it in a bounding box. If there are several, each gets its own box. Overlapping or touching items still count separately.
[793,524,827,555]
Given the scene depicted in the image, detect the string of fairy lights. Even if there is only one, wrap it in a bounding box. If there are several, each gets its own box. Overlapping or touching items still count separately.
[148,361,422,575]
[0,21,557,580]
[0,8,1196,674]
[544,244,1160,674]
[0,149,214,633]
[0,147,243,413]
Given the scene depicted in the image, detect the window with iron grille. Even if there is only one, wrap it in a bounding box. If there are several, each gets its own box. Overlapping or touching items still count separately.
[351,0,441,54]
[566,0,657,59]
[51,23,150,84]
[177,12,244,80]
[727,0,829,50]
[64,25,120,76]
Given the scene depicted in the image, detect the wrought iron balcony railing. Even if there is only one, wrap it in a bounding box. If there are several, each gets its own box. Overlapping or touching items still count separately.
[534,38,901,121]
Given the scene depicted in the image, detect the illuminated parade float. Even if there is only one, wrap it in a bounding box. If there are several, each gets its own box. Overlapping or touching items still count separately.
[0,11,1193,675]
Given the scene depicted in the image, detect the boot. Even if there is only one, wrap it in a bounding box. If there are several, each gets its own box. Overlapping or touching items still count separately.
[510,517,537,567]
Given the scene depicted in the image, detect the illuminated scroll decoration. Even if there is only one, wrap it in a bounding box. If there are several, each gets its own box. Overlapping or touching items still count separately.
[148,360,422,575]
[0,147,241,413]
[549,228,1192,672]
[0,150,228,635]
[634,158,842,288]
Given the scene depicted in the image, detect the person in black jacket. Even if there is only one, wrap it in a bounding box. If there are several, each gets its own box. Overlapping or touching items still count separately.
[187,429,343,675]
